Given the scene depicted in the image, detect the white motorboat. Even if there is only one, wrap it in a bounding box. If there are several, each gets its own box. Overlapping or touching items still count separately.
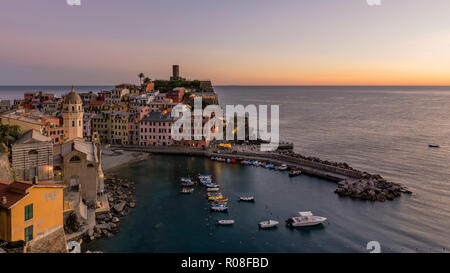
[239,196,255,202]
[206,183,219,188]
[207,187,220,192]
[277,164,288,171]
[217,219,235,225]
[286,211,327,227]
[259,220,279,229]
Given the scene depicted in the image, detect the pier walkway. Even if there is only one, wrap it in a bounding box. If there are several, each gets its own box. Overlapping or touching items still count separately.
[108,145,362,183]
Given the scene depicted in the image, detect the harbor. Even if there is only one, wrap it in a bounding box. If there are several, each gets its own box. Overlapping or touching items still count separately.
[107,143,411,202]
[82,154,444,253]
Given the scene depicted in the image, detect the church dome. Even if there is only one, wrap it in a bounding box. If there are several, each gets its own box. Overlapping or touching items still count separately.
[65,88,83,105]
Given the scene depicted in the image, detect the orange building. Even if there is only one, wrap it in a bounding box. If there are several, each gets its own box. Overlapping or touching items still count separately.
[0,179,64,243]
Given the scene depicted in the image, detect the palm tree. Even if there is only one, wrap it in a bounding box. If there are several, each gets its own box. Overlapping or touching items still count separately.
[143,77,151,85]
[138,73,145,85]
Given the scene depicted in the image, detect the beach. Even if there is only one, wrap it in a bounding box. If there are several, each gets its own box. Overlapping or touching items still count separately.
[101,147,150,173]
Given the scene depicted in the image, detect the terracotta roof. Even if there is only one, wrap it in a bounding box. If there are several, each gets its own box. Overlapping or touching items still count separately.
[0,180,65,209]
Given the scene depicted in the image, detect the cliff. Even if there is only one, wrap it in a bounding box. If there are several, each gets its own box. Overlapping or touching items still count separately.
[0,143,14,181]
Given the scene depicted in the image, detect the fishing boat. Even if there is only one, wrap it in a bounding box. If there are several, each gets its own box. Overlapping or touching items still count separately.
[285,211,327,227]
[277,164,288,171]
[428,144,440,148]
[212,198,228,204]
[205,183,219,188]
[206,187,220,192]
[289,169,302,177]
[259,220,279,229]
[208,194,223,201]
[210,204,228,212]
[239,196,255,202]
[180,188,194,194]
[217,220,234,225]
[207,192,221,196]
[181,177,195,186]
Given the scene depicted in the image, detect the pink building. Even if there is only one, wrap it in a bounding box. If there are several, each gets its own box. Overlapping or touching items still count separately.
[139,112,175,146]
[128,106,151,145]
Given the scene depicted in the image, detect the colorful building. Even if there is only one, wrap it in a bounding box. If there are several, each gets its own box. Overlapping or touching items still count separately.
[139,112,176,146]
[0,179,64,243]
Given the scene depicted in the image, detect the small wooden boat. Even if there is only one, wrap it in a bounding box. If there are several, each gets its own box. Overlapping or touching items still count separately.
[210,204,228,212]
[212,198,229,204]
[239,196,255,202]
[289,169,302,177]
[259,220,279,229]
[217,219,234,225]
[428,144,440,148]
[207,187,220,192]
[208,194,223,201]
[277,164,288,171]
[180,188,194,194]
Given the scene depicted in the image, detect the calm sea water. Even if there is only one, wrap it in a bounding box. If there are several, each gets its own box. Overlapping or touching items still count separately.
[1,86,449,252]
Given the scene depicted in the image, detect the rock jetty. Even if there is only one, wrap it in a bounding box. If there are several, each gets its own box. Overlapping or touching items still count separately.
[84,175,136,242]
[334,173,412,202]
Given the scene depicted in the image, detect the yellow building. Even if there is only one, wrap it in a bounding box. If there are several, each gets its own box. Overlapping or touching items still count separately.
[110,111,129,145]
[0,179,64,242]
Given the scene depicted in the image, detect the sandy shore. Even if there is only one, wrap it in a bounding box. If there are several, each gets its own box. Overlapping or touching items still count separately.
[101,147,150,173]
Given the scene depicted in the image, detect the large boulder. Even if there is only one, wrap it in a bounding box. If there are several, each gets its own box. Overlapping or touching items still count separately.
[113,202,126,213]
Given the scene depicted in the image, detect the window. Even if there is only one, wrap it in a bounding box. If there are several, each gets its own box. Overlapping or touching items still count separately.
[87,163,94,168]
[24,225,33,242]
[69,156,81,162]
[72,121,75,127]
[25,204,33,221]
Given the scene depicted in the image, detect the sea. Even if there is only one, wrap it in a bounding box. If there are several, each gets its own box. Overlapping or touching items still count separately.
[1,85,449,253]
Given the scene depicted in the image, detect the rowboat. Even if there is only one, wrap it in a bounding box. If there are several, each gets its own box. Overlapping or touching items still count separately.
[210,204,228,212]
[206,187,220,192]
[217,220,234,225]
[180,188,194,194]
[239,196,255,202]
[289,169,302,177]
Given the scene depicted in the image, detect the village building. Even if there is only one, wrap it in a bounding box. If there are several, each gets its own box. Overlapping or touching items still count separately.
[11,130,53,181]
[0,179,65,243]
[53,139,103,208]
[0,100,10,113]
[128,106,151,145]
[166,87,186,103]
[139,112,176,146]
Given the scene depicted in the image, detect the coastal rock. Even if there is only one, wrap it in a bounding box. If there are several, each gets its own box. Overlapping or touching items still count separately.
[113,202,126,213]
[112,217,120,223]
[128,202,135,208]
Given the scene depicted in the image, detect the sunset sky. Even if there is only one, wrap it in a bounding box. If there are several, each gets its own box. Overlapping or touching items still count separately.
[1,0,450,85]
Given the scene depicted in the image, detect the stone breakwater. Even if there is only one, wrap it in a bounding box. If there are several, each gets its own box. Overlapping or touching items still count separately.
[108,145,412,202]
[334,174,412,202]
[84,175,136,242]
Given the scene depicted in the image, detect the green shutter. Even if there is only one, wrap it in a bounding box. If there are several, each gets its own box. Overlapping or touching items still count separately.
[24,225,33,242]
[25,204,33,221]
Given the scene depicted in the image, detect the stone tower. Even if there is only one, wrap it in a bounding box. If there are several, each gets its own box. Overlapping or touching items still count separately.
[62,87,84,141]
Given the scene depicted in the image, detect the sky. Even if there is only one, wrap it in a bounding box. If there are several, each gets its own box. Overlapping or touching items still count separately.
[1,0,450,85]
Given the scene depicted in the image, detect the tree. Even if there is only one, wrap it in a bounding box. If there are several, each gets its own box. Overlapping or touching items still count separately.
[143,77,151,85]
[138,73,145,85]
[0,124,20,146]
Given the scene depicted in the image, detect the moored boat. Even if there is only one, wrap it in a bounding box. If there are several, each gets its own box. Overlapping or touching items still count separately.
[217,219,234,225]
[289,169,302,177]
[210,204,228,212]
[428,144,440,148]
[285,211,327,227]
[277,164,288,171]
[206,187,220,192]
[259,220,279,229]
[239,196,255,202]
[180,187,194,194]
